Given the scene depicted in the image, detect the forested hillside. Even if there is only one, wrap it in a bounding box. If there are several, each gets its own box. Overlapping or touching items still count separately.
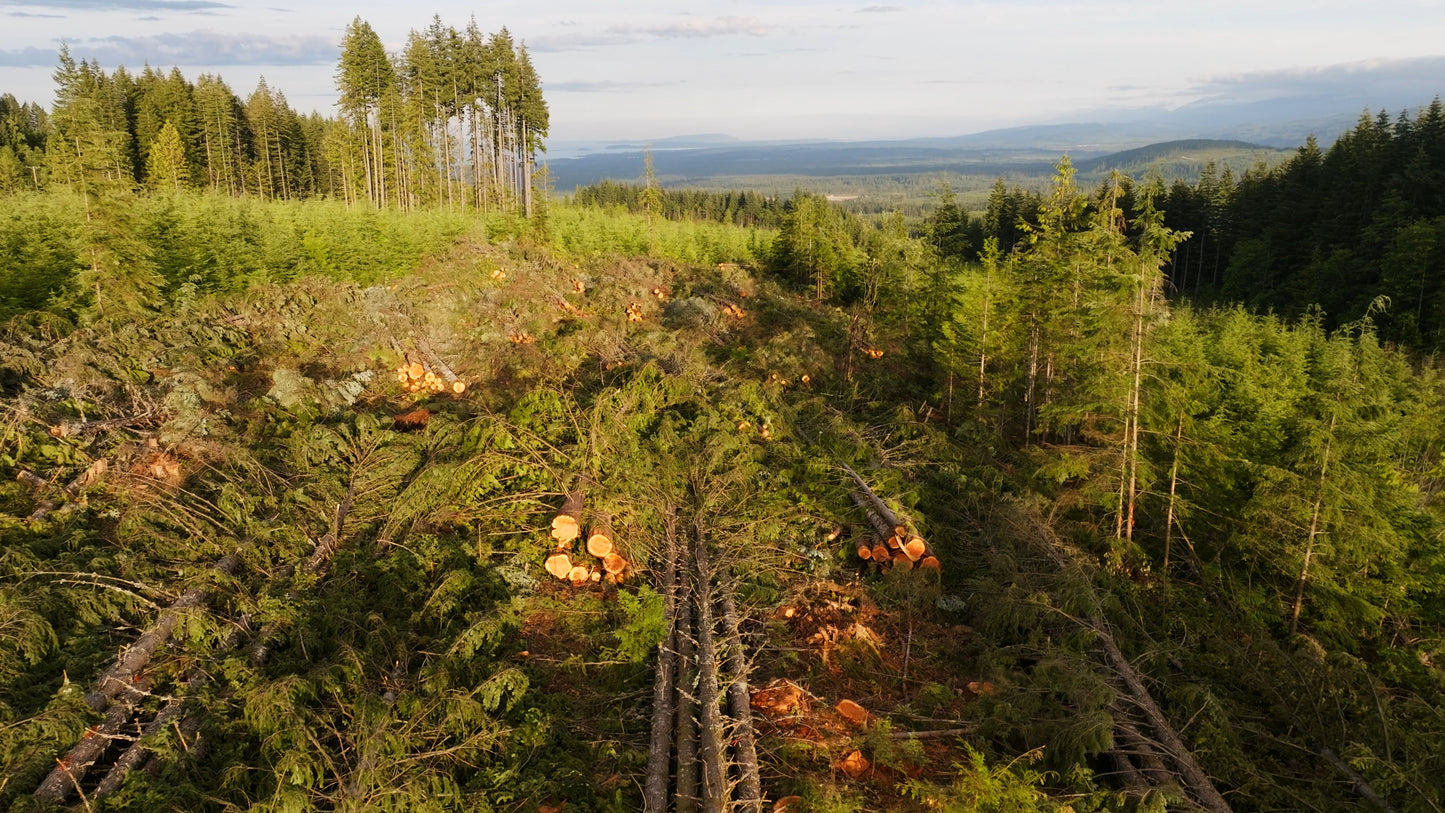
[1159,100,1445,348]
[3,29,1445,812]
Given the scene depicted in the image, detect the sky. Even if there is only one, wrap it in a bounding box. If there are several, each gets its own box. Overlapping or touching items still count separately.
[2,0,1444,143]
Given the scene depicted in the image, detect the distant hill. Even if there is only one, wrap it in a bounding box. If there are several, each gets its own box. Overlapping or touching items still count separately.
[1075,139,1289,177]
[543,134,1291,198]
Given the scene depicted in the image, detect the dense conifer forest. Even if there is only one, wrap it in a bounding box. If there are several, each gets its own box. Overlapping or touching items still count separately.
[3,20,1445,812]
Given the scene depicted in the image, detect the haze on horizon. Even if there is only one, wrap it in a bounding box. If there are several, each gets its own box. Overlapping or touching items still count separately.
[1,0,1443,144]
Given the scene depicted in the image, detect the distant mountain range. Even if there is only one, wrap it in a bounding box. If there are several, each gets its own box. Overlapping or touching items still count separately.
[543,135,1289,193]
[544,85,1439,193]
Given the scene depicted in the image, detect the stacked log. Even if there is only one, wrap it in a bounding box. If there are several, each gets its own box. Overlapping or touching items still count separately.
[847,489,940,574]
[544,491,630,586]
[394,359,465,395]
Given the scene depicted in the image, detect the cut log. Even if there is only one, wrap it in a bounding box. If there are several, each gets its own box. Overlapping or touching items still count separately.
[64,459,108,496]
[48,413,153,438]
[1113,710,1174,788]
[871,543,890,563]
[885,534,902,551]
[551,488,585,543]
[550,515,580,543]
[691,528,727,813]
[252,486,356,666]
[1096,621,1232,813]
[891,552,914,571]
[544,551,572,580]
[413,333,460,385]
[919,556,941,570]
[1317,744,1399,813]
[34,681,150,801]
[407,361,425,380]
[92,625,246,800]
[602,552,627,575]
[586,513,615,558]
[835,699,869,727]
[836,749,870,779]
[856,542,872,560]
[840,462,905,530]
[903,535,927,561]
[675,548,699,813]
[27,499,59,522]
[566,565,589,585]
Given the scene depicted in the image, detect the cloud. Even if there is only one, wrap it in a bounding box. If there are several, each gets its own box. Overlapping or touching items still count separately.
[0,45,61,66]
[1189,55,1445,105]
[547,79,679,93]
[0,30,335,67]
[858,5,903,12]
[532,16,768,53]
[6,10,66,16]
[0,0,231,9]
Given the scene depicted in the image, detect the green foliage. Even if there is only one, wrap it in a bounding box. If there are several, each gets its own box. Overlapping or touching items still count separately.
[767,190,864,301]
[607,585,667,663]
[537,202,772,265]
[2,125,1445,813]
[898,745,1064,812]
[574,179,785,229]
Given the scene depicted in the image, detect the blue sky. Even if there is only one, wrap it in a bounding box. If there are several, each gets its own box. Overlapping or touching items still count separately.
[2,0,1443,141]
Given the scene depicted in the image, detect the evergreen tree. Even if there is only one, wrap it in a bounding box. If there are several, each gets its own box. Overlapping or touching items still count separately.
[144,119,189,192]
[337,17,395,207]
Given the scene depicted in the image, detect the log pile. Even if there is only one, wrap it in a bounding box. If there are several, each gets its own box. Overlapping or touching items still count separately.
[836,459,941,573]
[394,359,466,395]
[848,491,940,573]
[544,489,631,586]
[626,302,645,323]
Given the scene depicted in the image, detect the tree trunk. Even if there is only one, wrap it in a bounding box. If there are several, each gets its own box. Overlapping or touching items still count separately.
[1291,411,1336,636]
[674,548,699,813]
[1163,415,1183,576]
[34,682,149,801]
[692,525,727,813]
[720,588,762,812]
[644,509,680,812]
[85,553,241,713]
